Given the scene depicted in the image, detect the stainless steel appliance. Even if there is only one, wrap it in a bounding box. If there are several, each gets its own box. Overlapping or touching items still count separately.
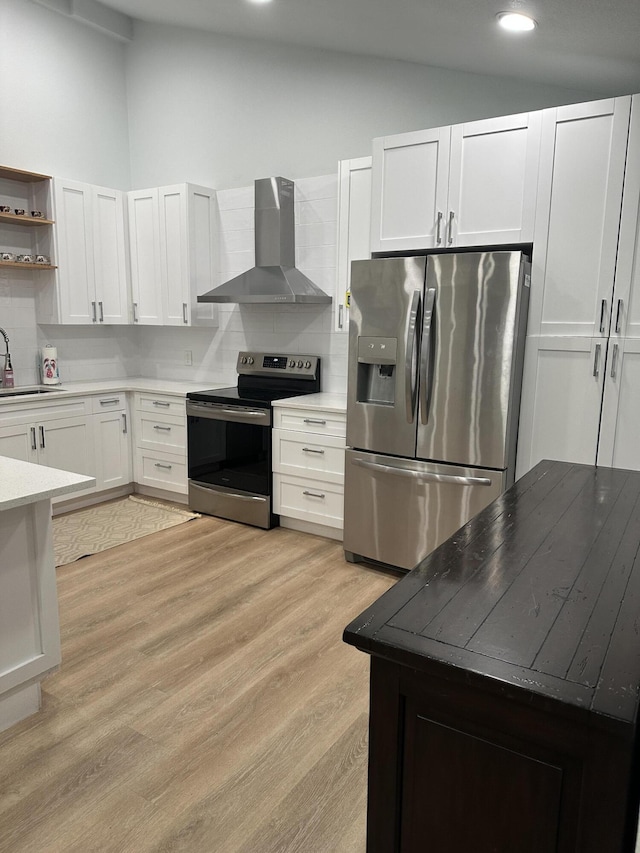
[344,250,530,571]
[187,352,321,528]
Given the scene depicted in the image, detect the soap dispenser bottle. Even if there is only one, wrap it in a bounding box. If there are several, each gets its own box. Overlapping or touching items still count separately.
[2,352,14,388]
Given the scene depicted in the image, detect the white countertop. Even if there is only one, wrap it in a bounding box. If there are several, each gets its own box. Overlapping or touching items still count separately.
[0,456,95,511]
[0,377,229,406]
[274,392,347,413]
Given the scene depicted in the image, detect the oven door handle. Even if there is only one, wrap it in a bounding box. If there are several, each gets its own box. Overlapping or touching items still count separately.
[186,400,271,426]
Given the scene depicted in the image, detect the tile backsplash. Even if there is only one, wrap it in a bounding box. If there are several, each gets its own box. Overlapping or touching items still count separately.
[0,172,347,393]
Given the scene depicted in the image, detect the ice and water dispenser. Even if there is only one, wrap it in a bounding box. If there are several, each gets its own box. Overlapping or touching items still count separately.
[356,337,397,405]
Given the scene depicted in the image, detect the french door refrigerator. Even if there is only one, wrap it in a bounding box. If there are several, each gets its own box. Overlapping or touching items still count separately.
[344,250,530,571]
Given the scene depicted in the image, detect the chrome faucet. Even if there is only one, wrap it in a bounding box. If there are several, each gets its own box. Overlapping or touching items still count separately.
[0,326,14,387]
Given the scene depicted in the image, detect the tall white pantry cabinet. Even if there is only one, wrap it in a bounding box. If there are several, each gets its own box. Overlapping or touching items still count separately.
[517,95,640,478]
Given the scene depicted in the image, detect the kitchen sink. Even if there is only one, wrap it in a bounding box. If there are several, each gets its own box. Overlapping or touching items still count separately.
[0,386,64,397]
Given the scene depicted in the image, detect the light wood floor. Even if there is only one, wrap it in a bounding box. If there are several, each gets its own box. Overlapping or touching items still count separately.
[0,514,397,852]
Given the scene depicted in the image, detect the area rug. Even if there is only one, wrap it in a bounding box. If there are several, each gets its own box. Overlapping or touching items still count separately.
[53,495,200,567]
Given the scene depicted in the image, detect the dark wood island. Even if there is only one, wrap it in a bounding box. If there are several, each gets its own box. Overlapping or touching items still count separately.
[344,460,640,853]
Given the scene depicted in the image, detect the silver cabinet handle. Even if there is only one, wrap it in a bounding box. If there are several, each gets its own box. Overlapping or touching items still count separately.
[338,304,344,329]
[593,343,601,377]
[100,398,120,405]
[599,299,608,334]
[447,210,455,245]
[353,457,492,486]
[615,299,623,334]
[154,463,172,470]
[405,290,421,425]
[183,302,188,324]
[99,301,104,322]
[611,343,619,379]
[30,426,36,451]
[133,302,138,322]
[39,425,45,449]
[152,400,170,407]
[419,287,436,426]
[153,425,172,431]
[91,300,97,322]
[302,447,325,454]
[303,418,326,425]
[436,210,443,245]
[303,490,325,499]
[122,413,127,434]
[222,408,265,418]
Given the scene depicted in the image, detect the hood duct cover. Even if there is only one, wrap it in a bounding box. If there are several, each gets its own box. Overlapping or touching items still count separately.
[198,176,332,305]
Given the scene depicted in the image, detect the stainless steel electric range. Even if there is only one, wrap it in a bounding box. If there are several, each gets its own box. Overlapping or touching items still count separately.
[186,352,321,529]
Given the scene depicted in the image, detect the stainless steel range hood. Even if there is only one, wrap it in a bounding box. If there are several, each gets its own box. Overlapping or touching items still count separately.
[198,177,332,305]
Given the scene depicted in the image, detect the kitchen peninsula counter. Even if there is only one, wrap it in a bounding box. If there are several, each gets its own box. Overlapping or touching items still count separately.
[344,459,640,853]
[0,457,93,733]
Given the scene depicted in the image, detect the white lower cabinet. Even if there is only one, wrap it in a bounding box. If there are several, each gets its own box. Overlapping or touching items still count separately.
[132,392,187,495]
[272,404,346,537]
[91,393,131,491]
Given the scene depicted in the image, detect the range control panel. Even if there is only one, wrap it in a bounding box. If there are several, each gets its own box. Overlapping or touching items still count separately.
[237,352,320,378]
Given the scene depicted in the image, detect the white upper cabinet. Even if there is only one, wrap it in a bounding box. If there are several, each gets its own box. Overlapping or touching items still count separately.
[611,95,640,341]
[335,156,372,332]
[41,179,129,325]
[128,183,217,327]
[528,96,631,338]
[370,112,541,253]
[371,127,450,253]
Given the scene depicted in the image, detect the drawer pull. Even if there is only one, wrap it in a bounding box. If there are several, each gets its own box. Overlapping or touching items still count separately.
[302,447,325,454]
[303,418,326,425]
[152,400,171,407]
[303,490,325,499]
[122,413,127,434]
[154,463,172,470]
[100,398,120,405]
[153,425,172,431]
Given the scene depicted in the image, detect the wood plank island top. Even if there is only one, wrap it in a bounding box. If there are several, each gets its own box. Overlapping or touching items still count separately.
[344,459,640,735]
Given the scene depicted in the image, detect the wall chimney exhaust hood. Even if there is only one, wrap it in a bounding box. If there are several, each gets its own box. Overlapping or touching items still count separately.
[198,177,332,305]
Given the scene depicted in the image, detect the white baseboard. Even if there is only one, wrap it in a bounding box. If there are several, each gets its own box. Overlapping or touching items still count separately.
[0,683,41,734]
[279,516,344,541]
[134,485,189,505]
[52,484,133,516]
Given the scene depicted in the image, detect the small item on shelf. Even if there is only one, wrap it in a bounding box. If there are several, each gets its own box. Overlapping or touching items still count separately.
[40,345,60,385]
[0,205,11,213]
[2,353,14,388]
[1,252,16,262]
[35,255,50,265]
[30,210,43,218]
[16,254,35,264]
[13,208,25,216]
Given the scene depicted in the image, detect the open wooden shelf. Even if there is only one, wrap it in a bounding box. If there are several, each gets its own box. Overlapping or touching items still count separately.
[0,261,56,270]
[0,165,52,183]
[0,212,53,226]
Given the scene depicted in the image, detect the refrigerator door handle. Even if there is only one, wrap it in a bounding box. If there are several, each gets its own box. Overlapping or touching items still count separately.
[352,457,492,487]
[405,290,421,423]
[419,286,436,425]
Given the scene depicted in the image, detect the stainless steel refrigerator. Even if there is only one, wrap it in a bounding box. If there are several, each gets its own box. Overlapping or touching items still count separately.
[344,250,530,571]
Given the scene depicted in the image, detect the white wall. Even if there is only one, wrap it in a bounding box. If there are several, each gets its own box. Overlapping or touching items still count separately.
[126,21,596,190]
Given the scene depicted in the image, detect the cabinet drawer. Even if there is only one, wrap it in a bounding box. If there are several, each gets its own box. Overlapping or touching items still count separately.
[273,408,346,438]
[0,397,90,425]
[272,429,345,484]
[136,392,186,417]
[136,449,187,494]
[136,412,186,454]
[273,473,344,529]
[91,393,126,413]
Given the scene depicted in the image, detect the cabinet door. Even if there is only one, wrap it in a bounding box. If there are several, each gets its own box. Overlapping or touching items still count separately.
[92,187,129,325]
[158,185,190,326]
[336,157,372,332]
[529,97,631,337]
[128,189,162,325]
[94,409,131,490]
[187,184,218,326]
[447,112,541,246]
[611,94,640,341]
[38,415,95,482]
[370,127,450,253]
[53,179,96,324]
[516,336,605,479]
[0,422,37,463]
[598,338,640,471]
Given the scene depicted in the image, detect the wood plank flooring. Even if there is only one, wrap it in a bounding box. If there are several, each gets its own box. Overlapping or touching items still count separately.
[0,515,397,852]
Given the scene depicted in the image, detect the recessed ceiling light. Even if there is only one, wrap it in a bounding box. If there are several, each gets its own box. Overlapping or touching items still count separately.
[496,11,537,31]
